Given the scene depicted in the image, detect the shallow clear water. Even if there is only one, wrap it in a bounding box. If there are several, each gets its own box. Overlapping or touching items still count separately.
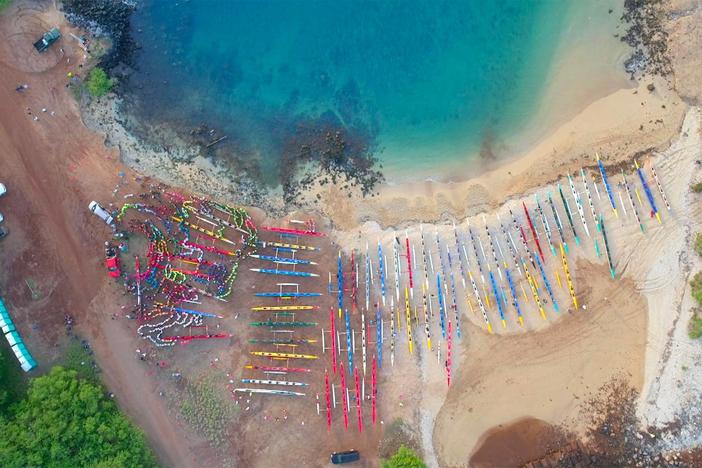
[128,0,602,185]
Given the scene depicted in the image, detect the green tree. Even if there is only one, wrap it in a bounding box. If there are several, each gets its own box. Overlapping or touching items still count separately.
[0,366,156,467]
[382,446,426,468]
[0,341,27,414]
[86,67,113,98]
[0,0,12,11]
[0,350,7,408]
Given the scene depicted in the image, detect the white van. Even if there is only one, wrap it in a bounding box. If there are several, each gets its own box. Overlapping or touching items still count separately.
[89,201,114,226]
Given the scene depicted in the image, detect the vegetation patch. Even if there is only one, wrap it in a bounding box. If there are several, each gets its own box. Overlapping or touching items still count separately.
[176,372,237,446]
[689,310,702,339]
[382,445,426,468]
[0,367,156,467]
[691,272,702,306]
[691,182,702,193]
[60,338,101,384]
[379,418,422,460]
[695,233,702,257]
[0,340,28,414]
[86,67,114,98]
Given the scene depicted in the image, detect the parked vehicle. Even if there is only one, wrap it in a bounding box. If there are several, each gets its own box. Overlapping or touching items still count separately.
[34,27,60,52]
[331,450,360,464]
[89,201,114,226]
[105,243,121,278]
[0,227,7,240]
[0,183,6,197]
[0,213,3,223]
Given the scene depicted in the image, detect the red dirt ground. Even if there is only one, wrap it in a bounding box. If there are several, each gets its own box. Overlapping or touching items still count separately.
[0,3,384,467]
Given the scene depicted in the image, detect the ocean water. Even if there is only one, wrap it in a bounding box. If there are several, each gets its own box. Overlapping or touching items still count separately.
[127,0,619,185]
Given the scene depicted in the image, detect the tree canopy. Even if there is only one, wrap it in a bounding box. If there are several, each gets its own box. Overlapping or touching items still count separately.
[0,366,156,467]
[382,445,426,468]
[86,67,113,98]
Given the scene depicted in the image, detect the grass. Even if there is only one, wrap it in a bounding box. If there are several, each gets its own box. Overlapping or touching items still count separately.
[688,312,702,339]
[59,338,101,384]
[692,182,702,193]
[176,373,237,446]
[0,0,11,11]
[0,339,28,414]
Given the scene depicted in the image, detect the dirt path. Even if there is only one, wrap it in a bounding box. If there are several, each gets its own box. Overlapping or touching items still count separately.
[0,4,204,466]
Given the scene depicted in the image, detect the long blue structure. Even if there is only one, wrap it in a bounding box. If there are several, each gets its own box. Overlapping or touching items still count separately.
[597,154,618,216]
[376,303,382,368]
[489,271,506,328]
[337,252,343,312]
[444,244,461,339]
[534,254,559,313]
[344,309,353,374]
[505,268,524,324]
[159,306,220,318]
[635,160,660,223]
[250,254,314,265]
[436,273,446,339]
[251,268,318,278]
[255,292,322,297]
[378,241,386,307]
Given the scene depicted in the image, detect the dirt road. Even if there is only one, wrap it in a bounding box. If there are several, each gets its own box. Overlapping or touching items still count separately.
[0,4,205,466]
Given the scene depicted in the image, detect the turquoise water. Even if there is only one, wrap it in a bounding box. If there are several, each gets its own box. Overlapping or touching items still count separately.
[128,0,582,185]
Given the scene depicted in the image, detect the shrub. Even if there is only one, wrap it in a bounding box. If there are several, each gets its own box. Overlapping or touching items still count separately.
[692,182,702,193]
[86,67,113,98]
[691,272,702,306]
[382,446,426,468]
[689,313,702,339]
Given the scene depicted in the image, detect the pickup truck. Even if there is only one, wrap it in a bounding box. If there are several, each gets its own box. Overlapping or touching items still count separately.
[34,27,60,53]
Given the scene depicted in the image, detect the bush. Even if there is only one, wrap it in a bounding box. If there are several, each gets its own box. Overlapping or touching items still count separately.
[382,446,426,468]
[689,313,702,339]
[0,367,156,467]
[692,182,702,193]
[691,272,702,306]
[86,67,113,98]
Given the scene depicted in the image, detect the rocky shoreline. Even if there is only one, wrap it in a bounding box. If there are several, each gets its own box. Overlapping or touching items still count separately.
[620,0,673,78]
[62,0,136,70]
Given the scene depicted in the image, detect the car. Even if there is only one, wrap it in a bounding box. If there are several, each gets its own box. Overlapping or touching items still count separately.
[105,244,121,278]
[0,227,7,240]
[331,450,360,464]
[0,183,6,197]
[89,201,114,226]
[0,212,3,223]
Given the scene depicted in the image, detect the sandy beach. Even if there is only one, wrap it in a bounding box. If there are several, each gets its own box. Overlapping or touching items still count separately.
[2,0,702,466]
